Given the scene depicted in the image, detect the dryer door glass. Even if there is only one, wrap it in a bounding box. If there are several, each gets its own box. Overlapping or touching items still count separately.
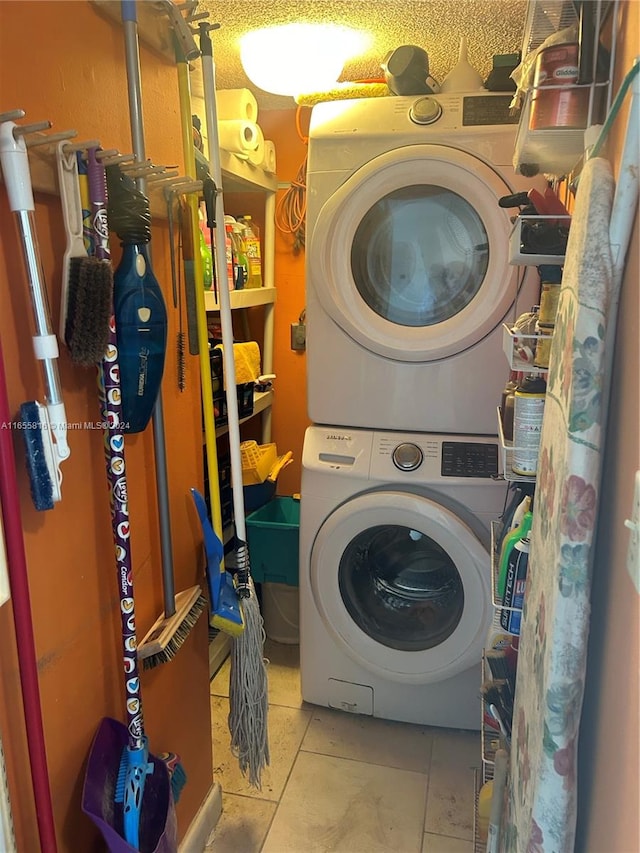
[351,186,489,327]
[338,524,464,651]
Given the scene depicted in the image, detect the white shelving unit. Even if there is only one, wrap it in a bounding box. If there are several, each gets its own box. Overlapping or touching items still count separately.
[206,140,279,679]
[508,214,570,265]
[513,0,617,179]
[207,154,278,445]
[501,323,551,374]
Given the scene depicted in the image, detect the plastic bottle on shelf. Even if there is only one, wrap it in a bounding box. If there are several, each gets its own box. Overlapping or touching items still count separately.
[238,215,262,288]
[231,222,248,289]
[198,206,213,290]
[512,375,547,477]
[500,534,530,635]
[223,215,237,291]
[497,506,533,600]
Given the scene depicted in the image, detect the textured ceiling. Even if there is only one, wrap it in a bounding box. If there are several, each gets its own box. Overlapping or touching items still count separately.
[195,0,529,109]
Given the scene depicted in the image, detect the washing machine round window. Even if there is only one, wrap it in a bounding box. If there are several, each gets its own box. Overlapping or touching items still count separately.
[351,186,489,327]
[309,490,491,684]
[338,524,465,651]
[310,144,517,361]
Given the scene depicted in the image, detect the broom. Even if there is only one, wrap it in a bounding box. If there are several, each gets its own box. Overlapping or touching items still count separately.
[118,0,207,670]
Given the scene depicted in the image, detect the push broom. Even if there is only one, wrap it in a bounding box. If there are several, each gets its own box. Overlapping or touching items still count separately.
[117,0,208,670]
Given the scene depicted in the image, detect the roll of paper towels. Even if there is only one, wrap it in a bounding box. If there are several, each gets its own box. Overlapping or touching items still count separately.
[247,124,265,166]
[215,88,259,123]
[263,140,277,174]
[218,120,260,158]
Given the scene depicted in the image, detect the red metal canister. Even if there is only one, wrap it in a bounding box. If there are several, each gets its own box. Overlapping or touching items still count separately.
[529,43,589,130]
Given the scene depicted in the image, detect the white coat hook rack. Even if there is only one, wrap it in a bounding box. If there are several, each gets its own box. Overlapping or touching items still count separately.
[0,109,25,123]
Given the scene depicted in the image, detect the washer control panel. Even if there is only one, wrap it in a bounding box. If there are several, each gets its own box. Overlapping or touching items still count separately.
[441,441,498,478]
[392,442,424,471]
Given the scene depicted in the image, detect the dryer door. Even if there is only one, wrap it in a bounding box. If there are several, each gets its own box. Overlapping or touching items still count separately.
[310,490,491,684]
[309,144,518,362]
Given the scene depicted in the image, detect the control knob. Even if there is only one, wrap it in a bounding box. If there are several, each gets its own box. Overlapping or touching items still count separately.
[409,96,442,126]
[392,442,424,471]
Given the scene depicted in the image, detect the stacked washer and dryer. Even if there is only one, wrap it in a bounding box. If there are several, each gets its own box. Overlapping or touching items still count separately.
[300,93,542,729]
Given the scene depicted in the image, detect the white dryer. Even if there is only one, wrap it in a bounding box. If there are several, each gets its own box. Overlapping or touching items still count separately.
[306,93,545,434]
[300,425,506,729]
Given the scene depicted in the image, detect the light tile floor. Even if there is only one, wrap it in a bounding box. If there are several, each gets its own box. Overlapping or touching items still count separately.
[206,640,477,853]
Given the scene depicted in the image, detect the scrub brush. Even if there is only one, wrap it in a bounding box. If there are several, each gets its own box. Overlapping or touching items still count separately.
[0,118,70,510]
[56,141,112,365]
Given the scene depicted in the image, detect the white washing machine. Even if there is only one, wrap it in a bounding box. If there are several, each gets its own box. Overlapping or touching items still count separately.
[306,93,545,434]
[300,425,506,729]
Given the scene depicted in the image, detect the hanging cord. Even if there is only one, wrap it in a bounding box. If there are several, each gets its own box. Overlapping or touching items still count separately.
[275,106,309,254]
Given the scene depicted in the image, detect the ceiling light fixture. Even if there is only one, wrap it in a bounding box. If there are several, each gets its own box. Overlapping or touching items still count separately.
[239,23,370,97]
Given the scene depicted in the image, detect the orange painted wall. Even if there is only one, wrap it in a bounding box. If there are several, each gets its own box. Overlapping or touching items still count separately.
[0,2,212,850]
[258,109,312,495]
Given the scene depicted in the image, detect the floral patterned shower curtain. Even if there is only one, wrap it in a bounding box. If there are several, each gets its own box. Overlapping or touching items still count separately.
[503,157,615,852]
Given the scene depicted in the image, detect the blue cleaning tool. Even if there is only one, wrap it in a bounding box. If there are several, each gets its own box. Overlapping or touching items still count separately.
[113,241,168,434]
[190,488,244,636]
[0,117,70,510]
[106,165,167,435]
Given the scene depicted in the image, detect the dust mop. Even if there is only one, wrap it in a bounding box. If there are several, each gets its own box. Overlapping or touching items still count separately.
[197,20,269,788]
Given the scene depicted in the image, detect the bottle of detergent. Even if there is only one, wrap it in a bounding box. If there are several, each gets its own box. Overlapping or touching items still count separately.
[198,203,213,290]
[497,502,532,601]
[231,222,248,289]
[238,215,262,288]
[500,534,530,635]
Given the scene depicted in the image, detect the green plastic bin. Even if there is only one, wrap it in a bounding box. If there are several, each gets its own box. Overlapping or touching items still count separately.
[246,496,300,586]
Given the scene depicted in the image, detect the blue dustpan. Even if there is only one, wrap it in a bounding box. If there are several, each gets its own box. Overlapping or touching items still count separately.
[82,717,177,853]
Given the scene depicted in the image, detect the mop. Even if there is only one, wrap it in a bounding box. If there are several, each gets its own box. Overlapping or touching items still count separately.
[197,20,269,788]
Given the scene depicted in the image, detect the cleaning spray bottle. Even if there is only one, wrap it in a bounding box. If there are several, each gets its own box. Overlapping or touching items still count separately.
[497,500,533,600]
[238,215,262,288]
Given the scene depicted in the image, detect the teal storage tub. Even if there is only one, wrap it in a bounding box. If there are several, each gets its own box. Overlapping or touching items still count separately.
[246,497,300,586]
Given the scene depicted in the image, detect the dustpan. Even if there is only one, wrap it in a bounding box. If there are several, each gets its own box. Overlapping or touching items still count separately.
[82,718,177,853]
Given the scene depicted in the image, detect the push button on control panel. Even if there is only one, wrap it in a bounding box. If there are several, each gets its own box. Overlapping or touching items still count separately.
[392,442,424,471]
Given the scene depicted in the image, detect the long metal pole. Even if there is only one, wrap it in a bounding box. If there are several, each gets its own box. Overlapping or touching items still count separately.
[121,0,175,612]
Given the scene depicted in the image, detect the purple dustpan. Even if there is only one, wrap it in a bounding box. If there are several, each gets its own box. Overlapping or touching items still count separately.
[82,718,177,853]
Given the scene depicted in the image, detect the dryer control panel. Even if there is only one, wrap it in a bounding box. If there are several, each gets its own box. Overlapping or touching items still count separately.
[441,441,498,478]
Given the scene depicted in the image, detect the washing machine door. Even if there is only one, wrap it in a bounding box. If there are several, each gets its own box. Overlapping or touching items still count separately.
[310,490,491,683]
[310,144,518,362]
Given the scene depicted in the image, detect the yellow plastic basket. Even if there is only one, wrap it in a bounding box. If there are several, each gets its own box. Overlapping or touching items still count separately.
[240,441,278,485]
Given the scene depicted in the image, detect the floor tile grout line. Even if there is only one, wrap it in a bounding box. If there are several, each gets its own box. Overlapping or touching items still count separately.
[297,744,432,776]
[421,731,436,837]
[258,709,315,852]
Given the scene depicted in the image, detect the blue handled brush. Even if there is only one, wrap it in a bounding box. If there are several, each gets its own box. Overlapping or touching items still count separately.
[0,118,70,510]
